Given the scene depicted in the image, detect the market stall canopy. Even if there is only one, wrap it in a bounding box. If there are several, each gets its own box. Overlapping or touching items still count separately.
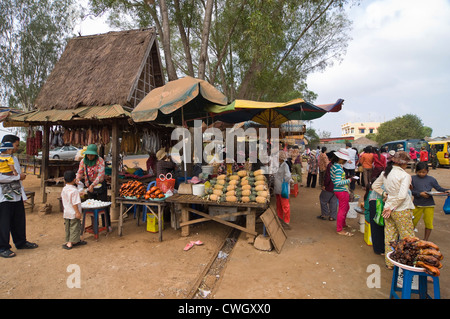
[207,98,344,127]
[131,76,228,125]
[3,105,130,127]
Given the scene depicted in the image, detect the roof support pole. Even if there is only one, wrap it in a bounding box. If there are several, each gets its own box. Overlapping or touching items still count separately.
[110,120,119,220]
[40,124,50,203]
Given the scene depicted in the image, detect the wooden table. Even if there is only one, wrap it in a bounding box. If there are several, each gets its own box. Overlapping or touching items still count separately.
[116,197,166,242]
[165,194,268,242]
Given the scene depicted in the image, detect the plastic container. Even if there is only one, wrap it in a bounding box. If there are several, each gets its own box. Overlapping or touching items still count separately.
[147,213,163,233]
[201,165,214,175]
[364,221,372,246]
[192,184,205,196]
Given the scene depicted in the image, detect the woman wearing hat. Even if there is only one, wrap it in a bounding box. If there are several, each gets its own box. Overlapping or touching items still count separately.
[372,151,415,269]
[76,144,111,230]
[330,148,358,237]
[155,148,177,177]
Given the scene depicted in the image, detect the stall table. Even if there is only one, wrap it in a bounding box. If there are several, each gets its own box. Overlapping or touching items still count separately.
[165,194,268,242]
[116,197,166,242]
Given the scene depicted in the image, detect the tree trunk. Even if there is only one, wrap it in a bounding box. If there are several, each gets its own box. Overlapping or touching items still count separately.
[158,0,178,81]
[173,0,195,77]
[236,58,262,99]
[198,0,214,80]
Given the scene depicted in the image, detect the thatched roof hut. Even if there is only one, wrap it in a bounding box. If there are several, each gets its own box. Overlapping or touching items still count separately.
[35,28,164,113]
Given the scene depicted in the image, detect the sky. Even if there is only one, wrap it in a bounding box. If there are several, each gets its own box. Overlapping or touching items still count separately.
[72,0,450,138]
[307,0,450,138]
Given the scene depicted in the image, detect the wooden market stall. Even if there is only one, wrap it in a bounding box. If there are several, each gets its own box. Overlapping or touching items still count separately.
[3,28,166,219]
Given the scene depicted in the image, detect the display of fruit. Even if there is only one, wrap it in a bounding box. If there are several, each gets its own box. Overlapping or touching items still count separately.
[119,181,146,198]
[390,236,443,276]
[203,169,270,204]
[144,186,165,200]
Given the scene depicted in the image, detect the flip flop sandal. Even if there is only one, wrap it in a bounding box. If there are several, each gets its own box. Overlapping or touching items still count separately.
[17,242,38,249]
[0,249,16,258]
[183,242,194,251]
[62,244,73,250]
[328,217,336,221]
[73,240,87,247]
[316,215,326,220]
[337,231,354,237]
[191,240,203,246]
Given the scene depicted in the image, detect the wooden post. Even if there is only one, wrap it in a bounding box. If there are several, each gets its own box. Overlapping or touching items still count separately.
[110,121,119,220]
[181,204,190,236]
[246,207,256,243]
[40,124,50,203]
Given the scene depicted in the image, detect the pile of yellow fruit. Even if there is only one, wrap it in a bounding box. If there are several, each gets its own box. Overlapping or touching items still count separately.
[204,169,270,204]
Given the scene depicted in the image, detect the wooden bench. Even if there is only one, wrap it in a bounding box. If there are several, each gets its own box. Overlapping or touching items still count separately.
[24,191,35,211]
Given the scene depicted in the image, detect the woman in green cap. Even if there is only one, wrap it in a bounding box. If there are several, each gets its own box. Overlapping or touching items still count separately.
[76,144,111,231]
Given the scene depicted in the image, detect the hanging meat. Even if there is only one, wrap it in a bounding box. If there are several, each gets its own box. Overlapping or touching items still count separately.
[35,130,42,149]
[100,126,110,145]
[63,128,71,145]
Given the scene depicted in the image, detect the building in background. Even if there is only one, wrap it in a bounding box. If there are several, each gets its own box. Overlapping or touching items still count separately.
[341,122,381,139]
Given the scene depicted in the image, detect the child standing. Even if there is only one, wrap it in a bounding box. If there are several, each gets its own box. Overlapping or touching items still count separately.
[411,162,450,241]
[0,142,22,200]
[61,170,87,249]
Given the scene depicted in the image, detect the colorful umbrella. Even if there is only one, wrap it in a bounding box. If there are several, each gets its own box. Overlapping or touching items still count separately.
[207,98,343,127]
[131,76,228,125]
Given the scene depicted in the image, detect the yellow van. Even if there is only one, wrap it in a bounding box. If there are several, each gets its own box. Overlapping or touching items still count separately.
[429,141,450,167]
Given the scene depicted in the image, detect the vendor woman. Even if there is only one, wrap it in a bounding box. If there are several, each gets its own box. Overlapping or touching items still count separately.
[76,144,111,231]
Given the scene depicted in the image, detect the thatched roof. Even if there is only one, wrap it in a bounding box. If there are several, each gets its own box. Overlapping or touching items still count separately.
[34,28,164,111]
[353,136,379,146]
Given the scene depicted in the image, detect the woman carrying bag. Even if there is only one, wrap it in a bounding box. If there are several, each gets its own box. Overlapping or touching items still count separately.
[76,144,111,231]
[274,150,292,229]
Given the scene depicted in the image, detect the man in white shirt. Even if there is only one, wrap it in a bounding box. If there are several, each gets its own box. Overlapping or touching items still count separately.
[0,135,38,258]
[343,142,357,191]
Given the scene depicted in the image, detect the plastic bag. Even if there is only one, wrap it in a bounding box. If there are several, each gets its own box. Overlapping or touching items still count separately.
[444,196,450,215]
[281,178,289,199]
[156,173,175,193]
[373,198,384,226]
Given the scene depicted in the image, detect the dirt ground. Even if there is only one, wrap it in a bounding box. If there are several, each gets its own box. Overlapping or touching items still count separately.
[1,158,449,300]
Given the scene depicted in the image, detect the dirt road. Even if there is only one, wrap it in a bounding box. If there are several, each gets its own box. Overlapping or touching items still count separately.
[1,159,449,299]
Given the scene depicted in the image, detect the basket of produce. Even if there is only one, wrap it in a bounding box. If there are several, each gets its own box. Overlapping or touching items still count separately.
[203,169,270,204]
[387,236,443,276]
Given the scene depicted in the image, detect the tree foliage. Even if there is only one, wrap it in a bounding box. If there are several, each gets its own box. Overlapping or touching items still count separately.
[88,0,355,103]
[375,114,432,145]
[0,0,77,111]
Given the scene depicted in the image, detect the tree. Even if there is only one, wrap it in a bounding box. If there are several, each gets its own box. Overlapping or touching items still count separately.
[88,0,355,102]
[305,127,320,149]
[375,114,431,145]
[0,0,77,111]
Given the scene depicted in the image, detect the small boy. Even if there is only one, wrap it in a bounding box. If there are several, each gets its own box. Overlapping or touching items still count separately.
[61,170,87,249]
[0,142,22,200]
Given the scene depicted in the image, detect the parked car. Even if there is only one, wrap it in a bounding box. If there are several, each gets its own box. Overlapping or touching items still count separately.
[37,146,81,160]
[429,140,450,167]
[381,139,429,153]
